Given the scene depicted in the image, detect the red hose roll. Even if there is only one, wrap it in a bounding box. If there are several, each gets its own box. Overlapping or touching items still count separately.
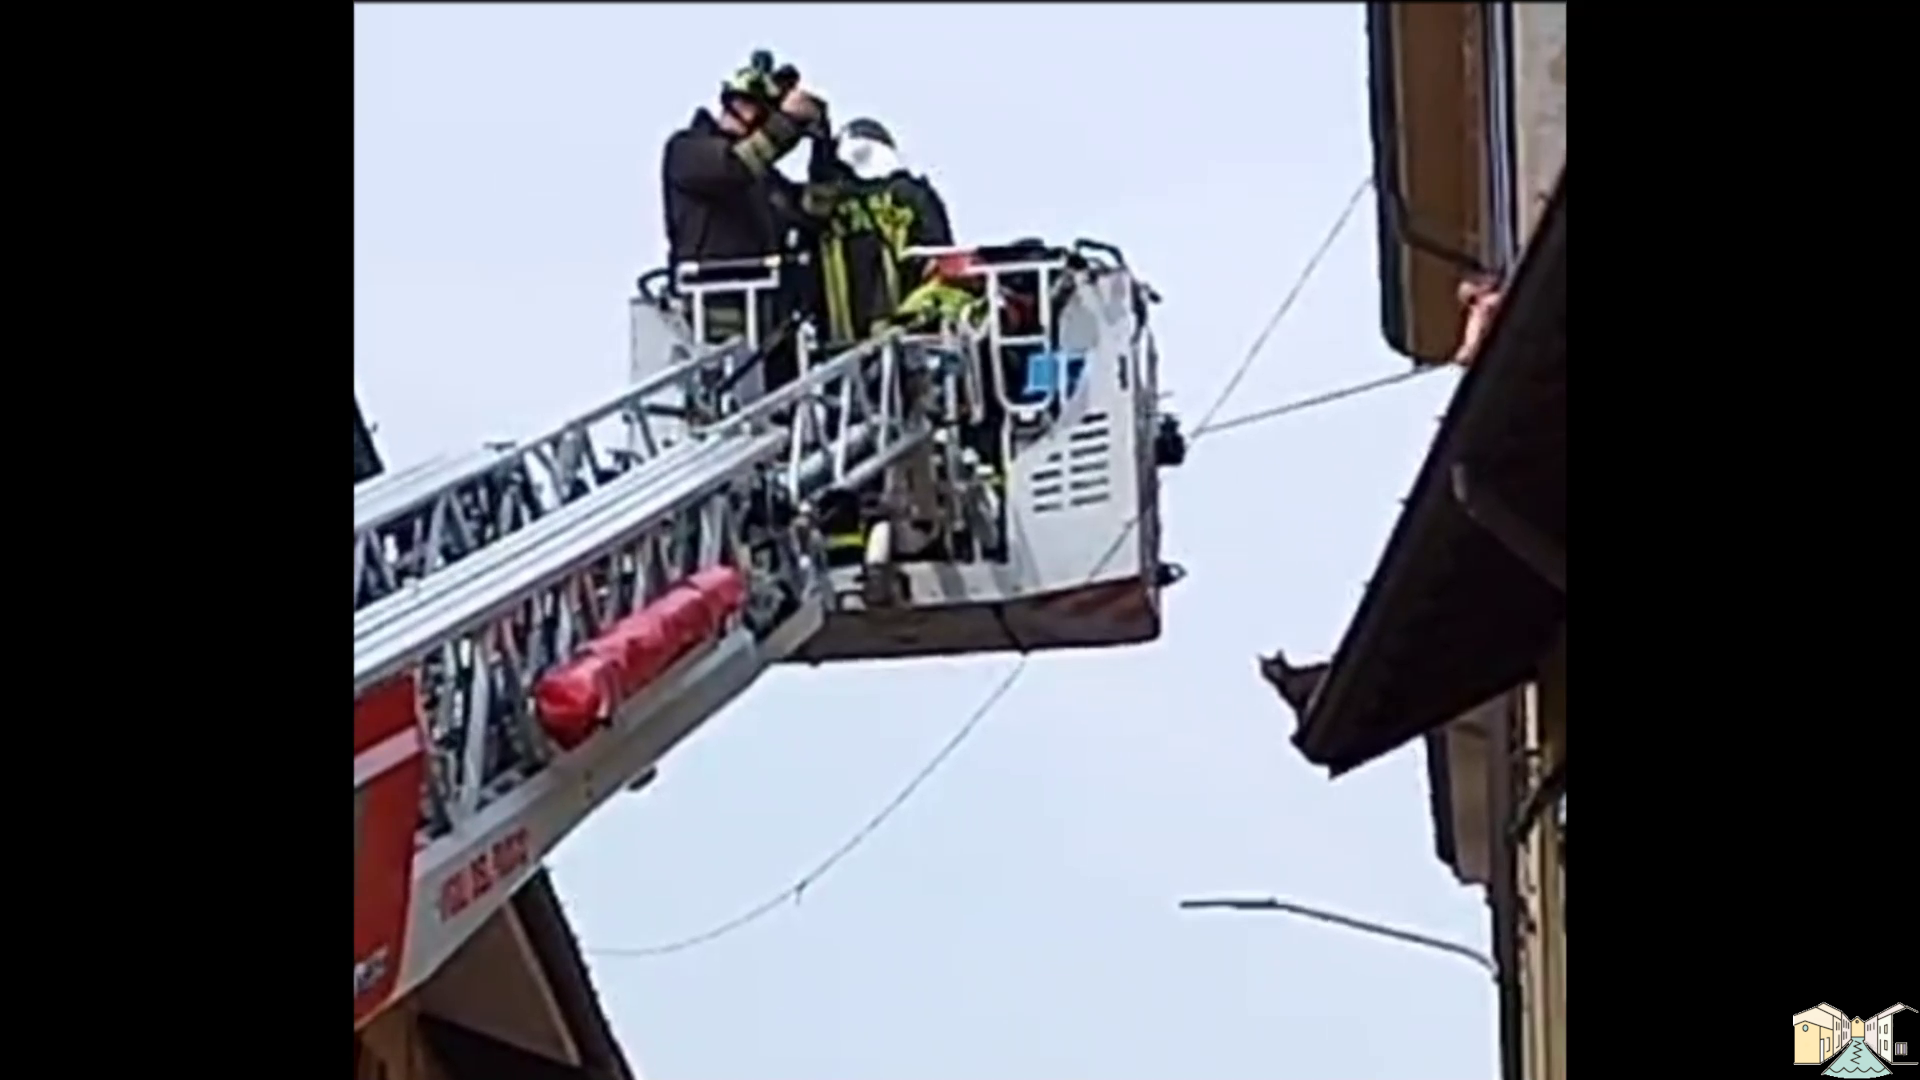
[533,566,749,751]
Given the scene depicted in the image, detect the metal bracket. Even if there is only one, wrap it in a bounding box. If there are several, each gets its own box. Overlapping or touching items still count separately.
[1450,463,1565,594]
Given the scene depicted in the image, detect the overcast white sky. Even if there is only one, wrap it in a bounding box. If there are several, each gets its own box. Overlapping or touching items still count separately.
[356,6,1492,1079]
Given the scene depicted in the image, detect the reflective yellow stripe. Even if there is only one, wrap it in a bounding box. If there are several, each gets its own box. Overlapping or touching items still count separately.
[731,131,777,176]
[869,250,900,337]
[880,249,900,312]
[871,193,910,325]
[821,238,854,344]
[818,187,914,338]
[824,531,865,551]
[873,197,915,275]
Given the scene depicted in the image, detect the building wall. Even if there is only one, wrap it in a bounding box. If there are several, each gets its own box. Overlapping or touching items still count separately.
[1866,1008,1913,1059]
[1794,1005,1853,1059]
[1796,1018,1834,1065]
[1854,1018,1867,1039]
[1510,3,1566,242]
[1440,702,1503,886]
[360,999,450,1080]
[1888,1008,1916,1061]
[1511,624,1565,1080]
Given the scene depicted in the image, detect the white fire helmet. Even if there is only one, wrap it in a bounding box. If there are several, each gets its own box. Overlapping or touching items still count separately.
[837,117,906,181]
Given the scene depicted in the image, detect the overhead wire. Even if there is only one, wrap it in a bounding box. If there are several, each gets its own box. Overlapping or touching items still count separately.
[1189,177,1375,435]
[588,174,1446,960]
[1195,366,1442,440]
[591,661,1027,958]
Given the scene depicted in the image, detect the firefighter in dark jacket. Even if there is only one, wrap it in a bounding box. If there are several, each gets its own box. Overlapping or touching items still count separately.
[804,116,956,349]
[807,118,961,565]
[660,53,826,392]
[838,117,953,281]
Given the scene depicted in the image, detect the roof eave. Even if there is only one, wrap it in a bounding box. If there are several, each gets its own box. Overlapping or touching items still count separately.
[1424,730,1459,868]
[512,871,635,1080]
[1293,167,1566,777]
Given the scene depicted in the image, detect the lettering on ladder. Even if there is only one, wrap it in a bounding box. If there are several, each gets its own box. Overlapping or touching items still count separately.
[435,827,532,922]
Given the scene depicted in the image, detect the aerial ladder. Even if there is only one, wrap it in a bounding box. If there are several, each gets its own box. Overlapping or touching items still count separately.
[354,238,1187,1030]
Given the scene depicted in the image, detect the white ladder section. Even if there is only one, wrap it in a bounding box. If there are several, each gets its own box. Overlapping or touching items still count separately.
[354,327,934,1006]
[353,339,761,610]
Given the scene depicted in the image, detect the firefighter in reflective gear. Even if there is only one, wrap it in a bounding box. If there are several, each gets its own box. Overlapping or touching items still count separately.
[660,52,825,389]
[803,117,956,348]
[800,119,968,563]
[836,119,953,285]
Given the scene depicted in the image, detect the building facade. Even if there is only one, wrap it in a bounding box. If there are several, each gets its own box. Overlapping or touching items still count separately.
[1794,1004,1851,1065]
[1269,7,1565,1080]
[1795,1006,1842,1065]
[1890,1004,1917,1063]
[1870,1003,1916,1064]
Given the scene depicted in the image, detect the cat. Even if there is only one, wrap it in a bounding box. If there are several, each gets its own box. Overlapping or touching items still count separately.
[1257,649,1330,716]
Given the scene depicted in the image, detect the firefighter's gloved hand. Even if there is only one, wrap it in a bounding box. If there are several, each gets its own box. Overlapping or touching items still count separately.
[780,87,824,124]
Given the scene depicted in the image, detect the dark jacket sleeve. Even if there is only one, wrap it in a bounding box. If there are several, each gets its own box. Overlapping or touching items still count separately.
[808,121,848,185]
[663,112,805,197]
[896,176,954,248]
[767,173,826,243]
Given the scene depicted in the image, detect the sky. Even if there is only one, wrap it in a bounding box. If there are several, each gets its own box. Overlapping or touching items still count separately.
[354,6,1492,1079]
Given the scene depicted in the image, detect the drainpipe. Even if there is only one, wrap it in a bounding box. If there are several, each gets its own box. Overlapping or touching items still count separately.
[1487,689,1526,1080]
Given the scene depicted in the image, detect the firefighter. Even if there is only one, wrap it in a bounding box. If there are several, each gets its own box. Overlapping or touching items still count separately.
[660,51,826,391]
[836,118,954,285]
[797,120,965,562]
[802,117,958,349]
[661,52,823,265]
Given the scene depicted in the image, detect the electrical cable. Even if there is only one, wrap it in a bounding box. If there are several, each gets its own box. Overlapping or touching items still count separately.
[1190,177,1374,436]
[1195,366,1445,439]
[589,176,1421,960]
[591,661,1025,958]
